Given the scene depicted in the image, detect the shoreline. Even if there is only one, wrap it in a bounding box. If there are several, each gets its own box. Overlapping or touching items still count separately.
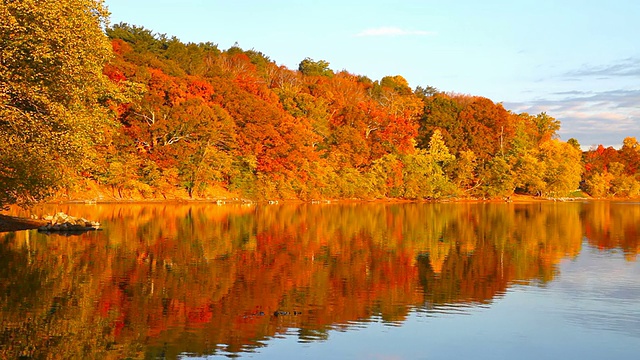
[0,215,48,233]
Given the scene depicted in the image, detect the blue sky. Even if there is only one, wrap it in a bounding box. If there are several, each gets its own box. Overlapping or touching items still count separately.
[104,0,640,148]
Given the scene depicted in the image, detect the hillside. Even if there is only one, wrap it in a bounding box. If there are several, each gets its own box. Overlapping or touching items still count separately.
[3,8,639,206]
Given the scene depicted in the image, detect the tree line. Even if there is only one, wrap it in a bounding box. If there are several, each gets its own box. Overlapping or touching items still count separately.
[1,1,639,207]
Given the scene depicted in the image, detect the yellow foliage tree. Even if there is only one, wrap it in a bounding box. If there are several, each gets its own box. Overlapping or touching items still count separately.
[0,0,114,207]
[539,139,583,197]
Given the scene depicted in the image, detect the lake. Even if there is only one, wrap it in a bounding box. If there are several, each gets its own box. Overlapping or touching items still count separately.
[1,201,639,359]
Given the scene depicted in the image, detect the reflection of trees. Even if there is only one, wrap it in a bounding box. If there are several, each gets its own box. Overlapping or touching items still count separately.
[582,201,640,261]
[0,231,120,358]
[417,203,583,305]
[2,201,631,358]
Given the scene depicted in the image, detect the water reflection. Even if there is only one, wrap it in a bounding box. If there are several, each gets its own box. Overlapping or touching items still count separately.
[0,202,638,358]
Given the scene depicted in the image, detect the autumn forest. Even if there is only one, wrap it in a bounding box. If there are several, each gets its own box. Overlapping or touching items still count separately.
[3,2,640,359]
[2,1,640,207]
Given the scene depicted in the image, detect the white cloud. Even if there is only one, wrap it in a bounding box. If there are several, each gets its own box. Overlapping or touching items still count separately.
[504,89,640,148]
[355,26,436,37]
[566,57,640,78]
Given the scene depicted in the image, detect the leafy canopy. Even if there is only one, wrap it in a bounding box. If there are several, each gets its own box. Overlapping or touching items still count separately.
[0,0,115,207]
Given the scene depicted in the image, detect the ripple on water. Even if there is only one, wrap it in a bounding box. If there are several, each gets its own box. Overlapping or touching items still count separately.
[553,246,640,338]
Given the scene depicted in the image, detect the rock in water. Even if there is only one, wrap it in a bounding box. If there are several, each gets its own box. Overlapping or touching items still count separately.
[38,212,101,233]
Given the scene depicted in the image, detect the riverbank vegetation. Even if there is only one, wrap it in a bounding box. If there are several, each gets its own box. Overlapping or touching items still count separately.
[2,1,639,208]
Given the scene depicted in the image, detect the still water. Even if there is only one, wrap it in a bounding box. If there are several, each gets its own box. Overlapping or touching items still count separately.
[1,201,639,359]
